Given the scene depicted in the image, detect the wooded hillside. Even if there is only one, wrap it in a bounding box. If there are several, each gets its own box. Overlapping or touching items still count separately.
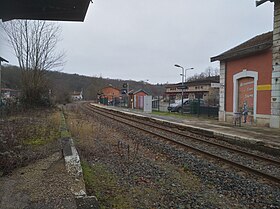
[1,65,165,102]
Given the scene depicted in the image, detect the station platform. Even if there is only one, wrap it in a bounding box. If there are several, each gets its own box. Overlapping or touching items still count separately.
[92,104,280,153]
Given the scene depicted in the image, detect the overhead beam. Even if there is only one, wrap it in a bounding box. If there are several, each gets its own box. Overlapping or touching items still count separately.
[256,0,274,7]
[0,0,91,22]
[0,57,8,63]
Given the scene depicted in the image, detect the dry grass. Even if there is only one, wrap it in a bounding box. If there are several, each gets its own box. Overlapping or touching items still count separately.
[82,161,133,209]
[64,107,231,208]
[0,108,61,175]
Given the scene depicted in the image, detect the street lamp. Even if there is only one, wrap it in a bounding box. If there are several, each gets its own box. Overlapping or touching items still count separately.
[174,64,185,114]
[184,67,194,83]
[174,64,193,114]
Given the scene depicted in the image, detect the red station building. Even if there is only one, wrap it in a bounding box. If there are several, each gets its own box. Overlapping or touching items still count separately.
[211,32,274,126]
[211,0,280,129]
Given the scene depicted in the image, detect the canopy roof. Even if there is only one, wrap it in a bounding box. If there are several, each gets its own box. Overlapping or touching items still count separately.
[256,0,274,7]
[0,0,91,22]
[0,56,8,63]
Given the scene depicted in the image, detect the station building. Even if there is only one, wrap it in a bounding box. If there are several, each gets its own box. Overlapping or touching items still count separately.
[211,32,274,126]
[99,85,121,104]
[165,76,220,106]
[211,1,280,129]
[128,89,149,109]
[211,30,280,128]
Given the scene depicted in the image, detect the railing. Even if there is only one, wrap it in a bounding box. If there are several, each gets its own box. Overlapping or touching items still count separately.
[181,104,219,117]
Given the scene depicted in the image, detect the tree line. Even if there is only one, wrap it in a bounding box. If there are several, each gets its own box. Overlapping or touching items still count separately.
[1,20,165,106]
[1,65,165,104]
[1,20,218,107]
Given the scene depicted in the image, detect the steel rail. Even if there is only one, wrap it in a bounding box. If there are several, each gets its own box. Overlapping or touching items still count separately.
[86,103,280,166]
[82,103,280,184]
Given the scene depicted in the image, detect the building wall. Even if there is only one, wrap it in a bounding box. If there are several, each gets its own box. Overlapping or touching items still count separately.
[224,50,272,125]
[102,87,120,100]
[130,91,148,109]
[165,83,219,104]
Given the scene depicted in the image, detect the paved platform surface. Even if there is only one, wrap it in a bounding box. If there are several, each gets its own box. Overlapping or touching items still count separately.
[0,152,77,209]
[0,141,100,209]
[94,104,280,151]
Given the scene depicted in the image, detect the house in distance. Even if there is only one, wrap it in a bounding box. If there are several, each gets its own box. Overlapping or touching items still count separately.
[165,76,220,106]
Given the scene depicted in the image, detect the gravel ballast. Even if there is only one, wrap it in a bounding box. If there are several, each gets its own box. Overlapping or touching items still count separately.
[66,103,280,209]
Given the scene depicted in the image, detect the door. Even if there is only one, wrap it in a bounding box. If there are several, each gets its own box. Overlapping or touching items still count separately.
[238,77,254,113]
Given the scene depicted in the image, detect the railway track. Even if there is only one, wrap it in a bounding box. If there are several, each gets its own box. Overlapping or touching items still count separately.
[81,103,280,184]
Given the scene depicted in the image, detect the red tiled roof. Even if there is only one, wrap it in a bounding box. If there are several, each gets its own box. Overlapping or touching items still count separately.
[128,89,149,95]
[211,31,273,62]
[101,86,120,91]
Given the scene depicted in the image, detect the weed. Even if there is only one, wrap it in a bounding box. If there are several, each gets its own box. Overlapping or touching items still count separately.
[0,108,61,175]
[183,164,188,172]
[81,161,133,209]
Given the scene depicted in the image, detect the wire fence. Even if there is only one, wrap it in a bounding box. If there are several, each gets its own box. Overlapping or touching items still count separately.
[97,95,219,118]
[152,97,219,118]
[0,98,24,118]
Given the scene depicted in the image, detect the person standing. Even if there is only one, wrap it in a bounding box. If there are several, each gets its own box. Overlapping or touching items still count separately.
[242,102,248,123]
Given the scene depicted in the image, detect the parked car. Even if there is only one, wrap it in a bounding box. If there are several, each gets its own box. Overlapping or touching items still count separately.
[167,99,190,112]
[167,98,205,112]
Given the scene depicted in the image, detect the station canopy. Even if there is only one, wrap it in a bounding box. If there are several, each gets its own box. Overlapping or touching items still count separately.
[256,0,274,7]
[0,0,91,22]
[0,57,8,63]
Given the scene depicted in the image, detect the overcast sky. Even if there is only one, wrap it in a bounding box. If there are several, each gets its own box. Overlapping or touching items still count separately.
[1,0,274,84]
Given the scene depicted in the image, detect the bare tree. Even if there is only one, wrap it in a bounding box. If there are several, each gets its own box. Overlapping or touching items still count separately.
[187,67,220,81]
[1,20,64,106]
[204,66,220,77]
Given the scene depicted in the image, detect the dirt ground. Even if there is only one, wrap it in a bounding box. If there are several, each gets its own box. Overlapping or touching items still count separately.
[0,108,77,209]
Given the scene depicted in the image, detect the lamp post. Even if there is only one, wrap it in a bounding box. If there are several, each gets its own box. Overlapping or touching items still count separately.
[174,64,193,114]
[184,67,194,83]
[174,64,185,114]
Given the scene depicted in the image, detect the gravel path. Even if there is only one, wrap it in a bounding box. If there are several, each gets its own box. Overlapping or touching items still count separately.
[0,152,77,209]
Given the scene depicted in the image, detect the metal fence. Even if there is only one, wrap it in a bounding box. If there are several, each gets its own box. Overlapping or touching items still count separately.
[98,96,219,118]
[0,99,23,118]
[181,104,219,117]
[152,97,219,118]
[101,95,148,110]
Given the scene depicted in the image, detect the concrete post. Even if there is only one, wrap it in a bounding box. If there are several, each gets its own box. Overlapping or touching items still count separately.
[271,0,280,128]
[219,61,226,121]
[0,61,2,102]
